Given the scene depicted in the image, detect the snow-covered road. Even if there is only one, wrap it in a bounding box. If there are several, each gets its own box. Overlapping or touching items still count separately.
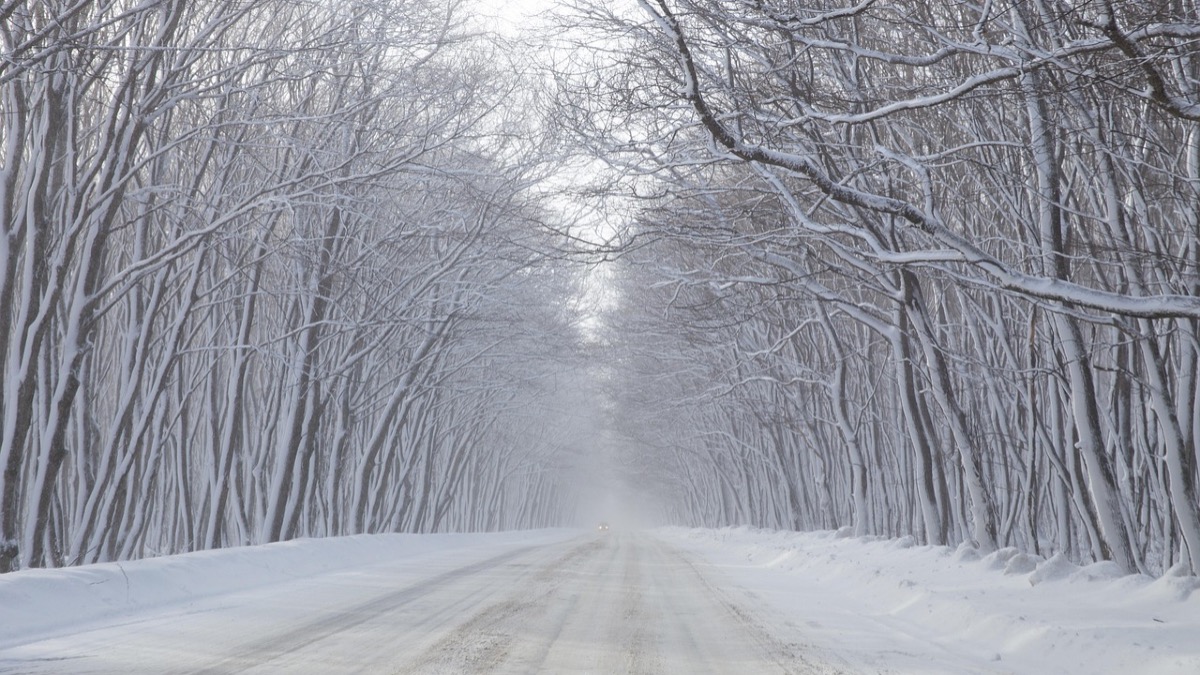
[2,527,1196,674]
[0,532,837,674]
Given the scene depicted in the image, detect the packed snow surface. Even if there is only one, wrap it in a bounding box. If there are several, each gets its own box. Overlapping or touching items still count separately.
[0,527,1195,673]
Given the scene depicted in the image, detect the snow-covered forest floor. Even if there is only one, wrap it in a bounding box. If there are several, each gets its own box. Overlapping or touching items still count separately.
[663,527,1200,674]
[1,527,1195,674]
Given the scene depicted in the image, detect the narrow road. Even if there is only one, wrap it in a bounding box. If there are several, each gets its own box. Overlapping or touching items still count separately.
[0,532,844,674]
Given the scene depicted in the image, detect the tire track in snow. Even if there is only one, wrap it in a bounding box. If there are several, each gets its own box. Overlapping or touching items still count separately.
[389,538,606,674]
[178,544,543,675]
[391,533,833,674]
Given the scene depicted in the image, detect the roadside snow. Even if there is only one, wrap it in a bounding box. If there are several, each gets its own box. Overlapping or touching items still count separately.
[0,530,576,649]
[660,526,1200,675]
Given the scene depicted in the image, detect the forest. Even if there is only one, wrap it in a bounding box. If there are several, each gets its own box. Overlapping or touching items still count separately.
[0,0,587,573]
[2,0,1199,578]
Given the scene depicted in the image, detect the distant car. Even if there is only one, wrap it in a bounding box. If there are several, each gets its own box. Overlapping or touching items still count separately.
[597,522,610,532]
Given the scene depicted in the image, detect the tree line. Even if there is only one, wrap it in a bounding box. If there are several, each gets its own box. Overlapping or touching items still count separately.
[561,0,1200,576]
[0,0,583,572]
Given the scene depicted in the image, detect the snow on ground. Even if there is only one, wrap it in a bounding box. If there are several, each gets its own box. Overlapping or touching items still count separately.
[0,526,1196,674]
[662,526,1200,675]
[0,529,576,651]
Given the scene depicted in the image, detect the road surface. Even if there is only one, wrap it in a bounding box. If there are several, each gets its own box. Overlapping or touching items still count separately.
[0,532,845,674]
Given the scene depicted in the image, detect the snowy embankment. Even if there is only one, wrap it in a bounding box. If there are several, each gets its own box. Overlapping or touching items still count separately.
[0,529,576,649]
[661,526,1200,675]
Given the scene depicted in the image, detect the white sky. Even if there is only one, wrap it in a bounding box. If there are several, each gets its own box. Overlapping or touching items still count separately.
[468,0,559,36]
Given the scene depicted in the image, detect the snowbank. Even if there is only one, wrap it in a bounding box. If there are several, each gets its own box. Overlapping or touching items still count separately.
[0,529,575,648]
[660,526,1200,675]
